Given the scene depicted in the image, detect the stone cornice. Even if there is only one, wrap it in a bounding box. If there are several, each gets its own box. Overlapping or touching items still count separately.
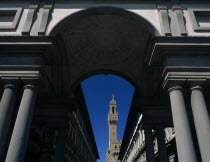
[145,37,210,67]
[0,70,40,80]
[162,67,210,88]
[0,36,54,64]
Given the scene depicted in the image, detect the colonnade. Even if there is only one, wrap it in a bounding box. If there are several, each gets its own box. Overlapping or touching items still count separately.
[169,84,210,162]
[0,79,99,162]
[0,82,209,162]
[0,81,37,162]
[144,84,210,162]
[121,82,210,162]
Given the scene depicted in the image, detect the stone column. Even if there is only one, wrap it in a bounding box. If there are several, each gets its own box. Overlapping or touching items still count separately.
[169,86,197,162]
[0,83,17,157]
[156,128,168,162]
[144,128,155,162]
[191,86,210,162]
[5,84,37,162]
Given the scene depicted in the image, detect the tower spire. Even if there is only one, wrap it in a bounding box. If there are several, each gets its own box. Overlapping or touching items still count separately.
[112,94,115,101]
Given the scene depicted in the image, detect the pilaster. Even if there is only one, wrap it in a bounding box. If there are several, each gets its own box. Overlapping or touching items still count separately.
[22,0,40,35]
[38,0,54,35]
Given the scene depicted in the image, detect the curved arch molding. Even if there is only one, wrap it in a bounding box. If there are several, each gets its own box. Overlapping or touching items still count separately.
[48,7,160,95]
[48,6,161,36]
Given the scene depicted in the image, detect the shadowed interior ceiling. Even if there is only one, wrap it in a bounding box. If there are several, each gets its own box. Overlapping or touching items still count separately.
[46,7,160,96]
[55,14,152,92]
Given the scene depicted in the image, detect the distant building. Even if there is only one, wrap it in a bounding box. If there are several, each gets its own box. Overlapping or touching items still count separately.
[118,113,178,162]
[106,96,122,162]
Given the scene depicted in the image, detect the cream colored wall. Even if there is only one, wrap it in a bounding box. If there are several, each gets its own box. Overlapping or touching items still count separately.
[0,2,209,37]
[0,2,161,36]
[46,3,161,36]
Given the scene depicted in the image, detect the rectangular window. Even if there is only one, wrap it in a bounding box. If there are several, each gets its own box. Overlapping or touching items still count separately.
[188,9,210,31]
[194,11,210,28]
[0,8,22,30]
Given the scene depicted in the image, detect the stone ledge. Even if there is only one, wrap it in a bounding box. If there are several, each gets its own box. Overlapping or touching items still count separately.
[0,70,40,80]
[162,67,210,88]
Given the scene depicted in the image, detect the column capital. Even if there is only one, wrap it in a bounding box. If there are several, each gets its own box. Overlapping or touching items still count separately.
[168,85,183,93]
[4,84,16,91]
[191,85,203,91]
[1,78,19,87]
[23,79,39,89]
[162,77,185,90]
[4,81,16,87]
[189,80,206,91]
[24,83,37,89]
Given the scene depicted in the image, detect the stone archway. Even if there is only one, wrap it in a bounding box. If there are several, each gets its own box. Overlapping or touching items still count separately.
[49,7,159,95]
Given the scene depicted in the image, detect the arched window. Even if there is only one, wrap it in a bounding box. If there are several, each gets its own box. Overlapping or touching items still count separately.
[112,106,115,113]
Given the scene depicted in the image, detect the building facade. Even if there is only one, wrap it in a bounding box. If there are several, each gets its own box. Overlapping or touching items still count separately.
[119,114,178,162]
[0,0,209,162]
[106,96,121,162]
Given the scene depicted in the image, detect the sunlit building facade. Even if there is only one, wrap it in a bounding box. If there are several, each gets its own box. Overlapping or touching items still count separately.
[119,114,178,162]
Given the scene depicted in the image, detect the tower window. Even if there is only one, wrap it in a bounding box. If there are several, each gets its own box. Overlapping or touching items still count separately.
[112,106,115,113]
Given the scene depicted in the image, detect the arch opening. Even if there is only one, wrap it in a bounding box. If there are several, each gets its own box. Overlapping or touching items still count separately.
[22,6,164,162]
[39,7,160,161]
[72,69,138,93]
[48,6,160,96]
[81,74,135,162]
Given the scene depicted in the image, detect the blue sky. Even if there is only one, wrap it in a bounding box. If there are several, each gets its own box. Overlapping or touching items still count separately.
[81,74,134,162]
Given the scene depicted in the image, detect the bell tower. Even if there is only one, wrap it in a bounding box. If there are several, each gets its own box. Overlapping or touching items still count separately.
[108,95,118,145]
[106,95,121,162]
